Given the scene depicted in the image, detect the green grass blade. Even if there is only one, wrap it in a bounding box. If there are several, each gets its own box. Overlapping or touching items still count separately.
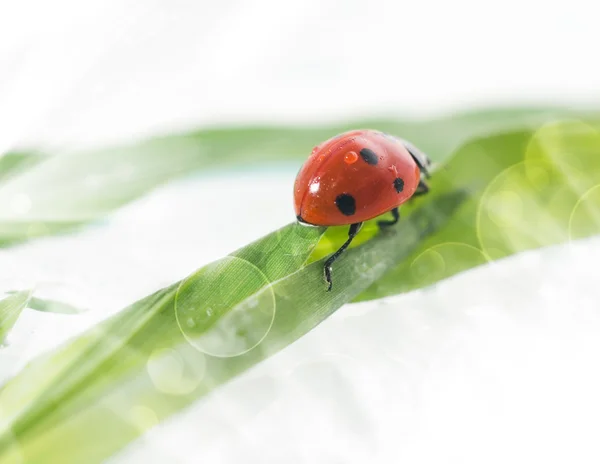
[0,111,599,462]
[307,119,600,301]
[2,292,86,315]
[0,191,464,463]
[26,297,86,315]
[0,107,585,246]
[0,291,32,343]
[0,153,45,184]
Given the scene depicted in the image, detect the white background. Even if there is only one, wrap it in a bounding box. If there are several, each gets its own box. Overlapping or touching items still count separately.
[2,0,600,150]
[1,1,600,463]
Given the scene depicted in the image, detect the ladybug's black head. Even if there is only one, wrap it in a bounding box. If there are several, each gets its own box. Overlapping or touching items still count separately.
[402,139,432,179]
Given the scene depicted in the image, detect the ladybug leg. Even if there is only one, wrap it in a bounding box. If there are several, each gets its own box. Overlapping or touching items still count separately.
[324,222,362,292]
[377,207,400,229]
[412,179,430,197]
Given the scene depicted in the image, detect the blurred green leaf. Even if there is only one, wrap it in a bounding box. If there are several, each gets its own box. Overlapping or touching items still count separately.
[354,118,600,300]
[0,291,81,377]
[0,191,464,463]
[0,152,45,184]
[0,107,588,246]
[26,297,86,315]
[2,291,86,315]
[1,111,600,462]
[0,291,32,343]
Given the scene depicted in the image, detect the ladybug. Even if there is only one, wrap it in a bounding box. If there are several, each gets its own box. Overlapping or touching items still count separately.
[293,129,432,291]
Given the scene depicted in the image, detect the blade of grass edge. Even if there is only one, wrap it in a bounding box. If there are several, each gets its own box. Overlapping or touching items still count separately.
[0,107,585,246]
[0,191,466,463]
[0,291,33,343]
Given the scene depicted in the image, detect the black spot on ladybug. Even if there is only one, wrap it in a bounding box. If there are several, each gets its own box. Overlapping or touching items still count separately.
[335,193,356,216]
[394,178,405,193]
[359,148,378,165]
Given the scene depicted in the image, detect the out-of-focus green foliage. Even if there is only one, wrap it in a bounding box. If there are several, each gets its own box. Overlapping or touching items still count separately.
[310,119,600,301]
[0,291,32,343]
[0,110,599,463]
[0,190,463,463]
[0,107,585,246]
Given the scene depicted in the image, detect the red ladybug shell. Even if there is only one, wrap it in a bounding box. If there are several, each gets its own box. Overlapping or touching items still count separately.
[294,129,421,226]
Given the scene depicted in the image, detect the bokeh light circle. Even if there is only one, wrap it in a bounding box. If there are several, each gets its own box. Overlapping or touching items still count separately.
[476,160,575,260]
[175,256,276,358]
[410,242,489,288]
[569,185,600,241]
[525,119,600,178]
[128,405,159,432]
[146,347,206,395]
